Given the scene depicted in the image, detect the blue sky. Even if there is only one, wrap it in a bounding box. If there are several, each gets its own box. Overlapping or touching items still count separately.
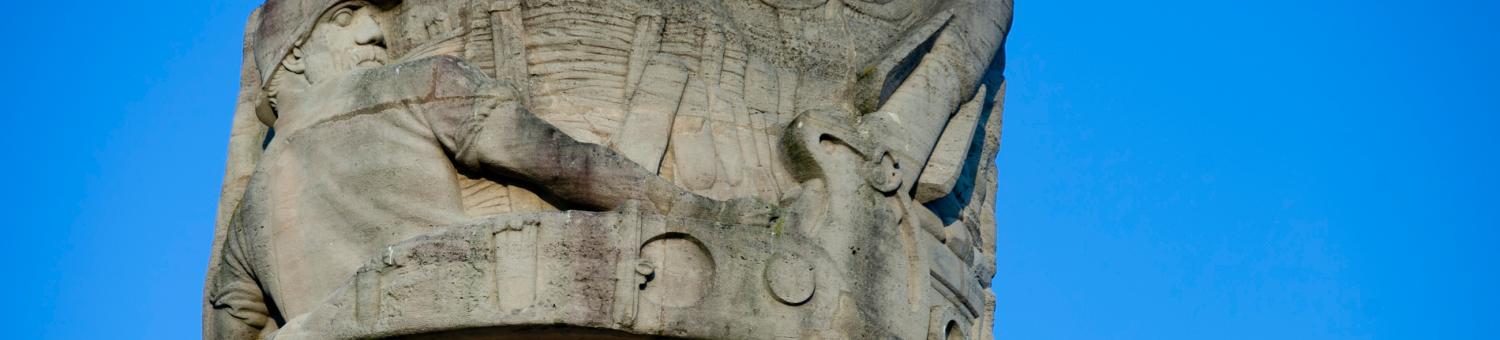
[1,0,1495,339]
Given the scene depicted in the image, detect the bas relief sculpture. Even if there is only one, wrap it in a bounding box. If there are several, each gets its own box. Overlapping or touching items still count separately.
[204,0,1011,338]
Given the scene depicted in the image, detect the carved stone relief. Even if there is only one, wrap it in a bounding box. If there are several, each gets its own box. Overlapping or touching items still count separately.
[205,0,1012,338]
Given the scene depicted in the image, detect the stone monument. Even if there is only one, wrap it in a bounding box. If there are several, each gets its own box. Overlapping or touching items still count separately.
[203,0,1012,338]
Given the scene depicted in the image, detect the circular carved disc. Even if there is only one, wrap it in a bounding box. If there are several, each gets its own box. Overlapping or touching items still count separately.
[765,253,816,305]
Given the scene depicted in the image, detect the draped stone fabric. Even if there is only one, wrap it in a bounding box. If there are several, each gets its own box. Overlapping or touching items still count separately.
[205,0,1012,338]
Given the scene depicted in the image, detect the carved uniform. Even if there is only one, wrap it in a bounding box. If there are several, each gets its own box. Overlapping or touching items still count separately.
[208,56,710,337]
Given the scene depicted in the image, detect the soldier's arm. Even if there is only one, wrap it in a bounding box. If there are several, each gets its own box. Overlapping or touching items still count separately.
[206,225,274,340]
[411,57,770,223]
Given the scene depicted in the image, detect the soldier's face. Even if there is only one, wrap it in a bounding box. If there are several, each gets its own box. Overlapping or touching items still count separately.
[299,1,389,84]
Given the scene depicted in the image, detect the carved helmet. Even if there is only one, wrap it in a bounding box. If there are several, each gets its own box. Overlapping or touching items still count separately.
[252,0,400,87]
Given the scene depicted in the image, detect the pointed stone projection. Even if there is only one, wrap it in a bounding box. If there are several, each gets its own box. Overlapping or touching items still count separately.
[204,0,1012,339]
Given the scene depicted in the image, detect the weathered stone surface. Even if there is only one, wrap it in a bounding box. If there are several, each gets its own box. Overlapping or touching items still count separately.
[205,0,1012,338]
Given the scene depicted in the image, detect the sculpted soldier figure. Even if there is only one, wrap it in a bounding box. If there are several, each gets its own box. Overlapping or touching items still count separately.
[207,0,1011,338]
[206,1,770,338]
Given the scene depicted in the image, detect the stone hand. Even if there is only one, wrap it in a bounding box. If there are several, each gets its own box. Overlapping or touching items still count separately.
[664,192,779,226]
[715,197,779,226]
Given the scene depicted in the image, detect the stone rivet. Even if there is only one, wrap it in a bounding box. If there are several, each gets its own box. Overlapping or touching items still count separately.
[635,260,655,276]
